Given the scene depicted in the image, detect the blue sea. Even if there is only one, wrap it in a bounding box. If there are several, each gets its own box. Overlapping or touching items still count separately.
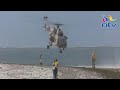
[0,47,120,67]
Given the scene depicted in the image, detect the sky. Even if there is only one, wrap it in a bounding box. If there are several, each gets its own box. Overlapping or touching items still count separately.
[0,11,120,48]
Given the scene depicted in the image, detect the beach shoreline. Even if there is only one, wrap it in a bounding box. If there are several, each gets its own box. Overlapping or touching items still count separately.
[0,63,120,79]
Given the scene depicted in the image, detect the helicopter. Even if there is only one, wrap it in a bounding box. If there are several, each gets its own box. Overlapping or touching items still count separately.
[42,16,68,53]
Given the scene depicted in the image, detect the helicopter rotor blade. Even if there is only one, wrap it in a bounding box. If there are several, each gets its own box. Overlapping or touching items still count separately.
[53,23,64,26]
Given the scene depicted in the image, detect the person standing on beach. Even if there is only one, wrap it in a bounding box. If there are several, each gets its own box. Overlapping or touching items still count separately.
[40,54,43,65]
[53,59,59,79]
[92,50,96,68]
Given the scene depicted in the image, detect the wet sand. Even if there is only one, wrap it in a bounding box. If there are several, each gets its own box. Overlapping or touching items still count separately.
[58,67,104,79]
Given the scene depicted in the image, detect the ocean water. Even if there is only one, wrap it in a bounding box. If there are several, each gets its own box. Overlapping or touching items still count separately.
[0,47,120,67]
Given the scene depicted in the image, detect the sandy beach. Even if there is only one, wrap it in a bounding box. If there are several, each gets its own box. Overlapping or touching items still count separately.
[0,63,120,79]
[0,64,53,79]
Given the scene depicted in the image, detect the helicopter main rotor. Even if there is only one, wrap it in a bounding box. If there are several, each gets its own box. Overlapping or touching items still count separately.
[53,23,64,28]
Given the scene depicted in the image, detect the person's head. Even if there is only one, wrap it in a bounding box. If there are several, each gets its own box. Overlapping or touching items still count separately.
[55,59,57,62]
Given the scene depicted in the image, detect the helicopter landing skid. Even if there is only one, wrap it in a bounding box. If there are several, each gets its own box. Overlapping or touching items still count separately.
[60,50,62,53]
[47,42,52,49]
[59,48,62,53]
[47,45,50,49]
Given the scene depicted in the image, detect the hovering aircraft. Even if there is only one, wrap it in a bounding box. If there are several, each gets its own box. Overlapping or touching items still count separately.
[42,16,68,53]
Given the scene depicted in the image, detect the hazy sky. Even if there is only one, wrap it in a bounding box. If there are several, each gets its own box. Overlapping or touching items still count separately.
[0,11,120,48]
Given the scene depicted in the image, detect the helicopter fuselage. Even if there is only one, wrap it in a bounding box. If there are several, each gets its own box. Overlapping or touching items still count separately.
[43,16,68,53]
[48,27,67,49]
